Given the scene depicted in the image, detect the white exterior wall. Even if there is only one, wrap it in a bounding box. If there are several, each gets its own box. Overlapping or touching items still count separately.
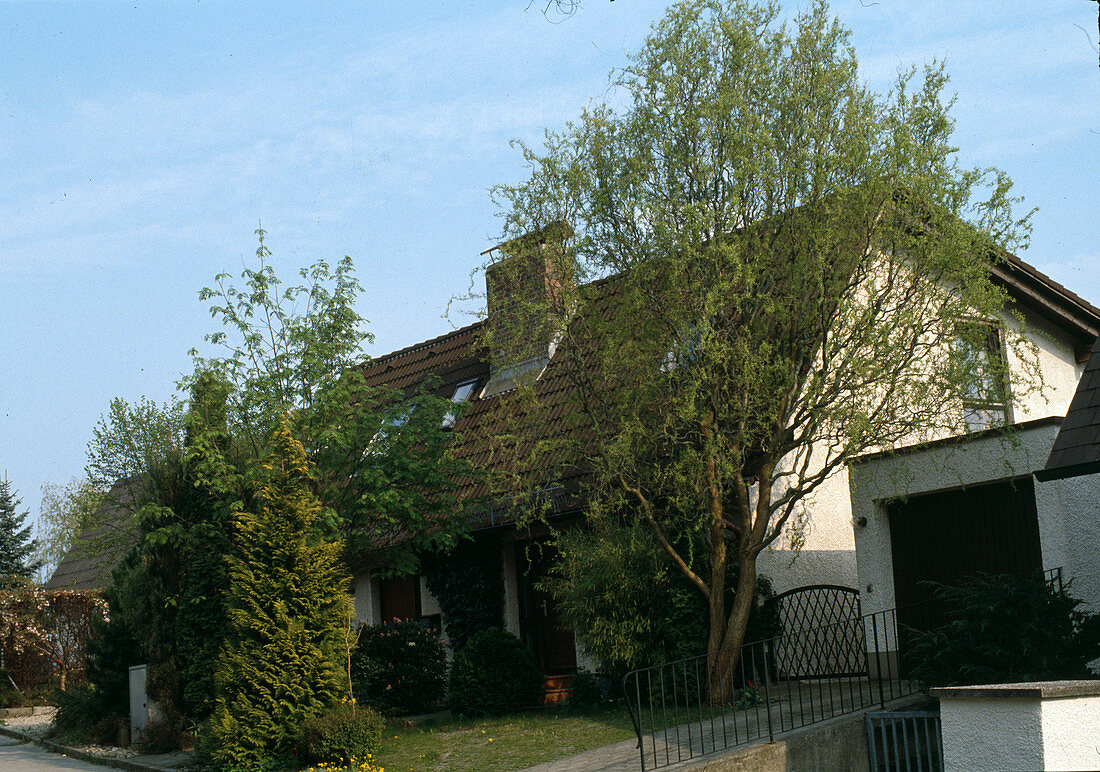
[759,303,1083,596]
[352,572,378,625]
[940,696,1044,772]
[1035,469,1100,613]
[937,686,1100,772]
[501,540,522,637]
[849,420,1100,617]
[1006,308,1084,422]
[1040,693,1100,769]
[757,465,859,594]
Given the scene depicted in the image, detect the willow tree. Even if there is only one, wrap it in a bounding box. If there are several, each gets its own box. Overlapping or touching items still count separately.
[489,0,1039,690]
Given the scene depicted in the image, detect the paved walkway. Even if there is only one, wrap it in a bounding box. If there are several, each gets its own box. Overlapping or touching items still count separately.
[0,735,107,771]
[519,680,918,772]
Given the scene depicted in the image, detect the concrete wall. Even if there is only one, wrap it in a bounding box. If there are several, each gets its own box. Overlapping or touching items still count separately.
[674,705,879,772]
[940,696,1044,772]
[935,684,1100,772]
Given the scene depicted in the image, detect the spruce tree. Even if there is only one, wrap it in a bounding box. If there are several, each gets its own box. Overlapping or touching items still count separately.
[0,478,42,586]
[204,419,350,770]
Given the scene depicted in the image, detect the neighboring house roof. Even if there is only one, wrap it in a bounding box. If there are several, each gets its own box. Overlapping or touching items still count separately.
[44,480,138,592]
[1037,336,1100,481]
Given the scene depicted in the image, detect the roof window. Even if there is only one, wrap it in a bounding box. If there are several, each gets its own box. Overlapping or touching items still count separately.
[442,379,479,429]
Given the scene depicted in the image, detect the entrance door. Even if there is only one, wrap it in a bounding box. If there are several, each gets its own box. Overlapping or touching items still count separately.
[887,477,1042,636]
[517,544,577,675]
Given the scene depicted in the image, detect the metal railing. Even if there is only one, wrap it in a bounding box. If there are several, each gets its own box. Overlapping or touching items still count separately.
[866,711,943,772]
[621,605,922,771]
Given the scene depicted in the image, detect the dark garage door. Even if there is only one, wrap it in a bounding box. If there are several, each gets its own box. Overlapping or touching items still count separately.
[887,477,1042,637]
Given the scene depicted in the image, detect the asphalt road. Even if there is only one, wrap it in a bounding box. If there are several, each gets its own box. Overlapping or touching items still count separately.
[0,736,105,771]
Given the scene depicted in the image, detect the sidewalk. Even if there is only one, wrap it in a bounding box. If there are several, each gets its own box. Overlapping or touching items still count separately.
[0,712,191,772]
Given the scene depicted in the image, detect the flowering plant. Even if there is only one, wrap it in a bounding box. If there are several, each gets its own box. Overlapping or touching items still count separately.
[0,580,108,691]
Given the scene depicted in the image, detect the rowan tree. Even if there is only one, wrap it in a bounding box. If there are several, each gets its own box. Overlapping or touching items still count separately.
[489,0,1040,694]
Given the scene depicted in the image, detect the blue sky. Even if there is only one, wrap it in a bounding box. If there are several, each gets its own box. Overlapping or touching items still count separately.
[1,1,1098,546]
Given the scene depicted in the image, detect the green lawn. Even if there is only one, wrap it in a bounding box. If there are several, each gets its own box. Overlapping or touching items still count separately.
[375,705,637,772]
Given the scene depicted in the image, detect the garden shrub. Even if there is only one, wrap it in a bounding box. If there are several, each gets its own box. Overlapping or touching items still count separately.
[351,620,446,714]
[299,702,385,764]
[542,520,780,682]
[52,684,123,745]
[447,628,542,716]
[906,573,1100,688]
[567,669,604,707]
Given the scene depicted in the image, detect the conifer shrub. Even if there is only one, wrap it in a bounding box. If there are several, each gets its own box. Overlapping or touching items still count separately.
[907,573,1100,688]
[299,702,385,764]
[350,620,446,714]
[202,421,351,770]
[447,628,542,716]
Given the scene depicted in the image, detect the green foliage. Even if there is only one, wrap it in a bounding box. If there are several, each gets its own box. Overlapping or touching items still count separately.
[566,669,604,708]
[350,620,446,714]
[0,478,41,585]
[447,628,542,716]
[422,539,504,651]
[488,0,1039,668]
[299,703,385,764]
[542,520,778,674]
[36,478,105,578]
[68,551,146,736]
[76,231,470,756]
[203,420,351,771]
[186,228,472,567]
[52,683,122,745]
[907,574,1100,688]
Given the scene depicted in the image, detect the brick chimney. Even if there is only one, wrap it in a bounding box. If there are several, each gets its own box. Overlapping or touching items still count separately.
[483,221,574,397]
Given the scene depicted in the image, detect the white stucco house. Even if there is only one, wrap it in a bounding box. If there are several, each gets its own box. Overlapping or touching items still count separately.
[350,227,1100,684]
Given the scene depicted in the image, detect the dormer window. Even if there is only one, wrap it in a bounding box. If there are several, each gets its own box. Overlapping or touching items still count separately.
[442,379,479,429]
[957,321,1010,431]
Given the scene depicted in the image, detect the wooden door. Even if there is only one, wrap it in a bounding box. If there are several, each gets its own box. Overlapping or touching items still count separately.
[517,543,577,675]
[378,574,419,623]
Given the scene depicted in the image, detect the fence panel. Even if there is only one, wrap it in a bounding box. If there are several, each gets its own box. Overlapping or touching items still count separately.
[866,711,943,772]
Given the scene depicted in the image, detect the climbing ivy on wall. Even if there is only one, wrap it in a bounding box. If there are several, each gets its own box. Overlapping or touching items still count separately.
[422,538,504,651]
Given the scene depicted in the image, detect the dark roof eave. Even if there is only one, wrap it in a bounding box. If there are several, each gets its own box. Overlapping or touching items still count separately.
[1035,459,1100,482]
[995,256,1100,342]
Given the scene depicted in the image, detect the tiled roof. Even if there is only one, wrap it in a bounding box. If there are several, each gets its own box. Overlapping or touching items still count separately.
[1038,337,1100,481]
[358,281,621,527]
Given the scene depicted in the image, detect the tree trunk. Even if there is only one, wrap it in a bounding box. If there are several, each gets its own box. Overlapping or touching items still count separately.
[707,551,759,704]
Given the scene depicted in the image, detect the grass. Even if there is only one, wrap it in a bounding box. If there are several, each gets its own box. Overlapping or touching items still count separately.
[375,704,637,772]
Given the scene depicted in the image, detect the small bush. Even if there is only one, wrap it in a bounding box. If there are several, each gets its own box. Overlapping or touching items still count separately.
[567,669,604,707]
[299,702,385,764]
[351,620,446,714]
[907,573,1100,688]
[447,628,542,716]
[51,684,123,745]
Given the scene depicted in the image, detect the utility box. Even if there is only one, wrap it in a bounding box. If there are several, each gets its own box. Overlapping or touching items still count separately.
[128,664,163,745]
